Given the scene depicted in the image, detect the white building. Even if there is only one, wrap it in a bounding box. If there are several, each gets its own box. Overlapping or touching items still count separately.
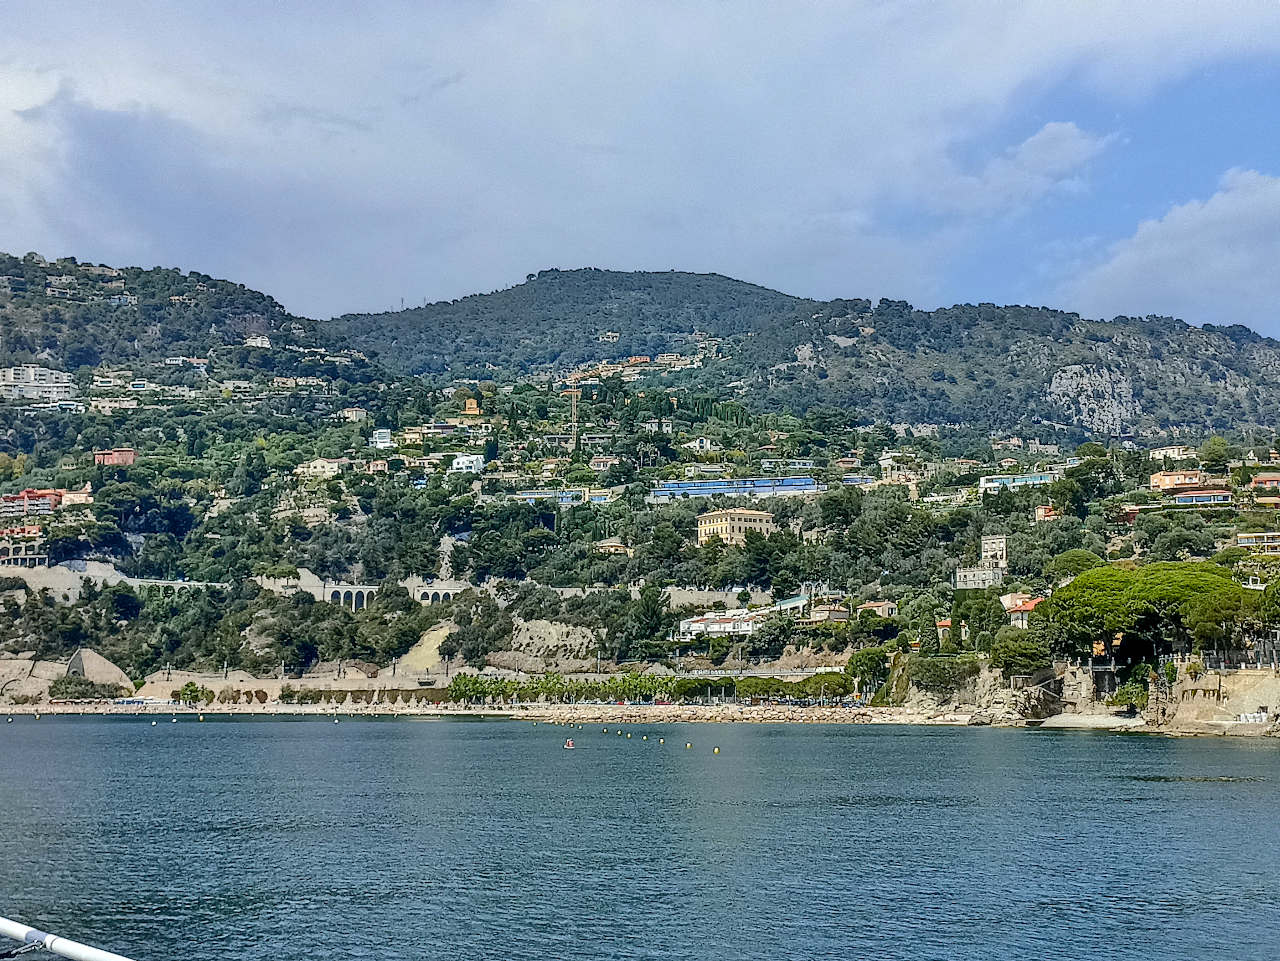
[980,534,1008,569]
[954,563,1004,590]
[370,429,394,450]
[1149,445,1197,462]
[681,437,723,453]
[447,454,486,475]
[0,365,76,401]
[978,469,1063,493]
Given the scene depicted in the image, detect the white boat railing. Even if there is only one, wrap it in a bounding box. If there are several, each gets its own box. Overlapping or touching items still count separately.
[0,917,135,961]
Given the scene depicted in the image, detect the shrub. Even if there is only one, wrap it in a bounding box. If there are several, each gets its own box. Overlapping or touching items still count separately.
[990,635,1052,680]
[49,675,129,700]
[907,654,980,694]
[1109,680,1148,711]
[844,646,888,692]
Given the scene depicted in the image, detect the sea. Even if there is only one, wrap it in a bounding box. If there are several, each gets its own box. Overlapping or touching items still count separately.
[2,716,1278,960]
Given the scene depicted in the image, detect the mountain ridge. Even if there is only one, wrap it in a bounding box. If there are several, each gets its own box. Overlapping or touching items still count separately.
[3,252,1278,434]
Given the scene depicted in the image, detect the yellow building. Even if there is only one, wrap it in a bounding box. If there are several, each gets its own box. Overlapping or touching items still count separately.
[1149,469,1206,492]
[696,509,776,547]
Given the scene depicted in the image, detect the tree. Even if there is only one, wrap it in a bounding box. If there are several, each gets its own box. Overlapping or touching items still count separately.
[1044,549,1104,582]
[751,614,794,658]
[844,645,888,693]
[990,631,1052,679]
[917,627,939,657]
[1199,435,1236,472]
[1042,562,1250,661]
[227,449,268,496]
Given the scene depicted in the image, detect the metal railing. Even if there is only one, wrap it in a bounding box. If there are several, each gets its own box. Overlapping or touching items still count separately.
[0,917,134,961]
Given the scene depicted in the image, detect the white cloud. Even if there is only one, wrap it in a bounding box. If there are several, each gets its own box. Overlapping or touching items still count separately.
[1064,169,1280,329]
[926,121,1113,216]
[0,2,1278,315]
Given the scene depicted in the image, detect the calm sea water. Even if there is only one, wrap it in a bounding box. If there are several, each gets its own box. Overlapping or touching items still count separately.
[1,717,1278,960]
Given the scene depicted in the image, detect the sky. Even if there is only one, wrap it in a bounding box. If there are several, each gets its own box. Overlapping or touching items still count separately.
[2,1,1279,332]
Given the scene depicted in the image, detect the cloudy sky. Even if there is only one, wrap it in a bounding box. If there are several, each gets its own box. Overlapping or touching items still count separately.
[2,2,1279,331]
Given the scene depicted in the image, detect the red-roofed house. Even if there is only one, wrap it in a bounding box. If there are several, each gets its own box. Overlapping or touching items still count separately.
[857,599,899,619]
[1007,597,1046,629]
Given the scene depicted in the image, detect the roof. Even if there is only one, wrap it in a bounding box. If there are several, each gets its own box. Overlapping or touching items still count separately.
[1008,598,1046,614]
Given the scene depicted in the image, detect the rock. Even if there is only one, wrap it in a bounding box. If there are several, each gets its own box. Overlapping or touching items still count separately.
[67,648,133,689]
[1046,365,1138,433]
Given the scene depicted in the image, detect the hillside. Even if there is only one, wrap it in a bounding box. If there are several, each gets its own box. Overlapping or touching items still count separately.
[6,252,1280,434]
[0,251,322,371]
[326,268,812,373]
[328,268,1280,434]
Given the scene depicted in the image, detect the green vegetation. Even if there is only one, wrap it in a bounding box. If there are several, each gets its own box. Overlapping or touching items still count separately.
[907,654,981,694]
[445,670,854,704]
[47,675,129,700]
[329,270,1280,432]
[1037,563,1253,661]
[989,634,1053,680]
[6,250,1280,695]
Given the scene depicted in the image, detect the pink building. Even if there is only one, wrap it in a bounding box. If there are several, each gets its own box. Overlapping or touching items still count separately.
[94,447,137,467]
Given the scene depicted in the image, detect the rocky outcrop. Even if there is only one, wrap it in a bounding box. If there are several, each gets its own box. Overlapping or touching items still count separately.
[968,686,1061,726]
[486,618,602,673]
[1047,364,1139,433]
[67,649,132,689]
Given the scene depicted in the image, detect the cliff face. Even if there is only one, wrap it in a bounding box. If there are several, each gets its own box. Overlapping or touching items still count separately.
[485,618,602,674]
[1046,365,1139,433]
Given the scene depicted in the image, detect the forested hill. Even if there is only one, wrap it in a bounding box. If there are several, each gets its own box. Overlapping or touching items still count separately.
[328,267,1280,434]
[0,251,324,371]
[7,251,1280,433]
[326,268,813,373]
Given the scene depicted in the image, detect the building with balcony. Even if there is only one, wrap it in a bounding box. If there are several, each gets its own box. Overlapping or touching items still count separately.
[0,365,76,401]
[0,526,47,568]
[1236,531,1280,555]
[1170,489,1232,507]
[1150,470,1207,492]
[977,469,1063,493]
[508,488,617,506]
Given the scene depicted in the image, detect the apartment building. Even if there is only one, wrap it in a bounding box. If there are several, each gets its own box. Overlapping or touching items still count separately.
[0,365,76,401]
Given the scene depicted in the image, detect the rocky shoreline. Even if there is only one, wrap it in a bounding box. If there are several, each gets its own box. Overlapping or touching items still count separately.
[6,701,1275,736]
[0,701,1081,729]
